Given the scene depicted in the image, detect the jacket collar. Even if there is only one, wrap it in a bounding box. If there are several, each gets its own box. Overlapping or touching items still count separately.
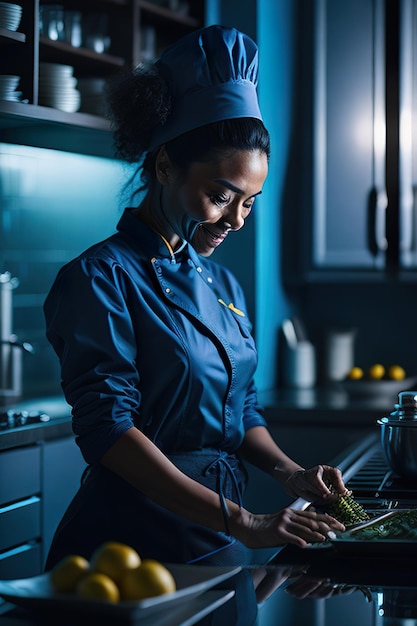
[116,208,205,268]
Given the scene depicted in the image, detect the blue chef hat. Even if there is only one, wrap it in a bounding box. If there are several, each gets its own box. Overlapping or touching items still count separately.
[148,25,263,151]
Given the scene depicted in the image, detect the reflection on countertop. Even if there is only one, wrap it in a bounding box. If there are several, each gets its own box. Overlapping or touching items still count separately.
[258,387,399,426]
[253,545,417,625]
[0,550,415,626]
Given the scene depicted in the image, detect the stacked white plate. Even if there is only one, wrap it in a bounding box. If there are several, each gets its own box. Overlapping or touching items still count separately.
[0,2,22,31]
[0,74,22,101]
[38,63,80,113]
[77,78,106,116]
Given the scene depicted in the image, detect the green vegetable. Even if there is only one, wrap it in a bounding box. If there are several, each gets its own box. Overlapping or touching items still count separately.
[330,493,370,526]
[351,509,417,541]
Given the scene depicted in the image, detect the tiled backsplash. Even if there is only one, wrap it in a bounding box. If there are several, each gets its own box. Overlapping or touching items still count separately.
[0,143,133,399]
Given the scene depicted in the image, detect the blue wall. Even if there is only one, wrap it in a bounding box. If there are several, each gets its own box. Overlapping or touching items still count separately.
[206,0,294,390]
[256,0,294,389]
[0,143,131,398]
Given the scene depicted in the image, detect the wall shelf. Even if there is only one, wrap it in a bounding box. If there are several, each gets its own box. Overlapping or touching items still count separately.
[0,0,205,156]
[0,101,114,157]
[0,27,26,43]
[39,36,125,73]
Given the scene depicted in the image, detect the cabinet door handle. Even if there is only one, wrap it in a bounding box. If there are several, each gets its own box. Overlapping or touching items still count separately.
[0,495,40,515]
[400,186,416,252]
[368,187,388,254]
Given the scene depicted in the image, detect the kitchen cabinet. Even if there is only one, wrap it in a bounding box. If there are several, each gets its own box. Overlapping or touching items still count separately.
[0,446,42,579]
[41,436,86,568]
[0,434,85,578]
[0,0,205,157]
[292,0,417,282]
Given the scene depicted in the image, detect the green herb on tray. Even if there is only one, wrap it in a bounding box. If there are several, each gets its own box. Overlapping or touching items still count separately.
[329,492,370,526]
[350,510,417,541]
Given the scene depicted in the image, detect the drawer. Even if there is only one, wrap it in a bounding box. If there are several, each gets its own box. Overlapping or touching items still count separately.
[0,496,41,552]
[0,446,41,505]
[0,542,42,578]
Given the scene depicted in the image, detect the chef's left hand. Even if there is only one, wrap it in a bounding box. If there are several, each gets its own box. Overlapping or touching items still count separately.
[285,464,346,503]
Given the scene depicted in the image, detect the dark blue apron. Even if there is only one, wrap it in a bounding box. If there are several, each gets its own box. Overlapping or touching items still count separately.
[45,449,259,625]
[45,449,253,570]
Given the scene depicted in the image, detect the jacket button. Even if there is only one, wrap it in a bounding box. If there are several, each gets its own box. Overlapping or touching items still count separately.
[165,288,171,294]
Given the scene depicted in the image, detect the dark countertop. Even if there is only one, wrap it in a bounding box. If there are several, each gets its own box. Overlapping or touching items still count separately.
[0,429,415,624]
[0,396,72,451]
[0,544,415,625]
[258,387,397,425]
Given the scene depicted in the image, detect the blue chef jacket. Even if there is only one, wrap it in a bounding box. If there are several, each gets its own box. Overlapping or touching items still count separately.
[45,208,267,463]
[43,208,268,574]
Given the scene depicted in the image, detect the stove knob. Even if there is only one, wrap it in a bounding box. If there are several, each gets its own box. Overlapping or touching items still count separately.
[10,410,28,426]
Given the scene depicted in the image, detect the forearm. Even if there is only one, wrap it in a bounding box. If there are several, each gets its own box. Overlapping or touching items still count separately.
[100,427,251,539]
[239,426,304,484]
[100,427,345,551]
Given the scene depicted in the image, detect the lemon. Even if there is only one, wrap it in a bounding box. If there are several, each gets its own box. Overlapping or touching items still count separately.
[50,554,90,593]
[119,559,176,602]
[368,364,385,380]
[347,366,364,380]
[76,571,120,603]
[90,542,141,584]
[388,364,406,380]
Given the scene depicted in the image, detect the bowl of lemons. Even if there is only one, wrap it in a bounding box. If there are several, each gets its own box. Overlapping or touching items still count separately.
[341,363,417,397]
[0,541,241,621]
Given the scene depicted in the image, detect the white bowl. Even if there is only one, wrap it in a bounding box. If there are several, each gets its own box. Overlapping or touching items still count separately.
[39,63,74,75]
[0,74,20,89]
[341,376,417,398]
[0,15,22,30]
[0,2,23,9]
[0,3,22,31]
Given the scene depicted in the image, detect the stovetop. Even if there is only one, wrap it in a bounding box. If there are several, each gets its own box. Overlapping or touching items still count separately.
[269,433,417,600]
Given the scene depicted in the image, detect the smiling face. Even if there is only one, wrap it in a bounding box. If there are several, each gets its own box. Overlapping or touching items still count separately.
[161,149,268,257]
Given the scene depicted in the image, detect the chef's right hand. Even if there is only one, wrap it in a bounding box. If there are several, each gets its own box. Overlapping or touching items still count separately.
[238,507,345,549]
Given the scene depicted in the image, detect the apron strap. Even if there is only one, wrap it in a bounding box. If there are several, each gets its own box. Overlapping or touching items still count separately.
[203,451,243,535]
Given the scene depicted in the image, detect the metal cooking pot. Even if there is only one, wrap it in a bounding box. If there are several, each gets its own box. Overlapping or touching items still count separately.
[377,391,417,479]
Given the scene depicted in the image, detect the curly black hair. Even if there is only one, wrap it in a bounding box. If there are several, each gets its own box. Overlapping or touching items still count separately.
[105,63,172,163]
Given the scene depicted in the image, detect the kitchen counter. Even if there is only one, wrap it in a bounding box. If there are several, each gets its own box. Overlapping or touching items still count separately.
[258,387,397,425]
[0,551,414,626]
[0,396,72,451]
[0,433,416,626]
